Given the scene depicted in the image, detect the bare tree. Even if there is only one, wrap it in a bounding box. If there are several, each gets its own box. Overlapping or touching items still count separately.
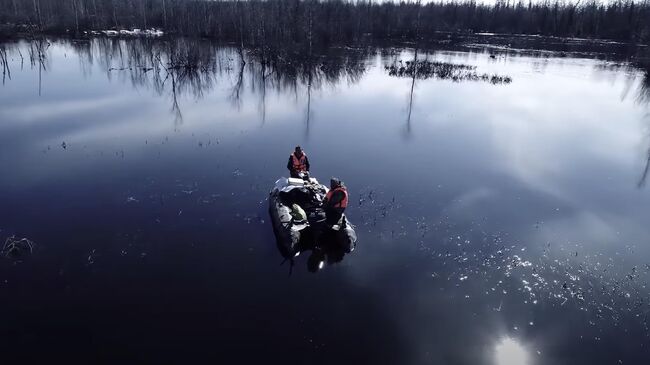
[32,0,43,29]
[142,0,148,29]
[72,0,80,34]
[3,0,650,44]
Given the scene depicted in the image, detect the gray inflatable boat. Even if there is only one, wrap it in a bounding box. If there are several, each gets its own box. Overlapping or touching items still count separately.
[269,176,357,258]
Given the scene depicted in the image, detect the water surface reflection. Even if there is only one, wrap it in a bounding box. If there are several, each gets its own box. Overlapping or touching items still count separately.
[495,337,530,365]
[0,37,649,364]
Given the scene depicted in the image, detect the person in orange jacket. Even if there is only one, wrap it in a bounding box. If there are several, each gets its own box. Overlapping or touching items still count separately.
[323,177,348,227]
[287,146,310,178]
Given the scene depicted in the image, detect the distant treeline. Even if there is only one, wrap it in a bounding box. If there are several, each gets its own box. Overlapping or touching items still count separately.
[1,0,650,45]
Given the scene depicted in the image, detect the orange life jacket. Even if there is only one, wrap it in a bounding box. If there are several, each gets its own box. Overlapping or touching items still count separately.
[326,186,348,209]
[291,153,308,172]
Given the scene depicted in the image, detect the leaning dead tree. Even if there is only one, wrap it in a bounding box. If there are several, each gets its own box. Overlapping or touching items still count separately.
[0,45,10,84]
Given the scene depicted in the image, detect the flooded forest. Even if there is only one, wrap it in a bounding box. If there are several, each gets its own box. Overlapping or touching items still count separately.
[2,1,650,365]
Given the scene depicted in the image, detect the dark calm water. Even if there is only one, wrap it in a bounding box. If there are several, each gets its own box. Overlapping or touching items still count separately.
[1,37,650,364]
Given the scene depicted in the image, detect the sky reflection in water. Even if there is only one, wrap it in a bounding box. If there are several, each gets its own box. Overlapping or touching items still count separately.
[495,337,530,365]
[0,38,649,364]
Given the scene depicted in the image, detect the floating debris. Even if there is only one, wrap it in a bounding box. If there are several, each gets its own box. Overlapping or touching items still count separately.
[94,28,164,37]
[399,211,650,339]
[2,236,34,258]
[87,249,97,265]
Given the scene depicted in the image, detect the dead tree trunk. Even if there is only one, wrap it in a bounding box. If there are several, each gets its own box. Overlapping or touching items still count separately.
[32,0,43,30]
[72,0,80,34]
[0,47,11,86]
[92,0,99,29]
[308,0,313,57]
[111,0,118,29]
[162,0,167,28]
[142,0,148,29]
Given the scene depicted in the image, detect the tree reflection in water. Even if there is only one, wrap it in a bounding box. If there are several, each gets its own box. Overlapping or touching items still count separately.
[68,38,368,131]
[2,37,649,142]
[637,61,650,188]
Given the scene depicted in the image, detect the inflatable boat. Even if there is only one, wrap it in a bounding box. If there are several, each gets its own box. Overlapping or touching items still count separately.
[269,176,357,258]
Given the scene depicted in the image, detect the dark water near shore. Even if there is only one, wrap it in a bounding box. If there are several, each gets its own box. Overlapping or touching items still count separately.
[1,37,650,364]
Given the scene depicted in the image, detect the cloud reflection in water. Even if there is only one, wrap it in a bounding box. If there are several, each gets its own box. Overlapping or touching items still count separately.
[495,337,530,365]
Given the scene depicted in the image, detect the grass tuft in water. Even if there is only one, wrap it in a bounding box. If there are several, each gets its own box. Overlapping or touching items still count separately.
[386,60,512,84]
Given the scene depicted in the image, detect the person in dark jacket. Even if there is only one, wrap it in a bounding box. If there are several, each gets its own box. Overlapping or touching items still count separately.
[287,146,310,178]
[323,177,349,227]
